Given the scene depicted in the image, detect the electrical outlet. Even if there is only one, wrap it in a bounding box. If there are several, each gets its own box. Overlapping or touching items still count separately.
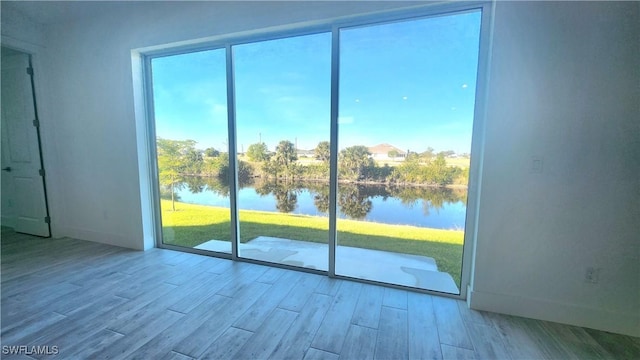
[531,157,543,173]
[585,267,600,284]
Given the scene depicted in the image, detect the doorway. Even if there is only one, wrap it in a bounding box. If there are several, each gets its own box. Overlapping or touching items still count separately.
[0,46,50,237]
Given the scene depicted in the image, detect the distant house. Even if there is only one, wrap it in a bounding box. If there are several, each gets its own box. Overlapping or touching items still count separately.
[296,149,315,158]
[367,143,406,161]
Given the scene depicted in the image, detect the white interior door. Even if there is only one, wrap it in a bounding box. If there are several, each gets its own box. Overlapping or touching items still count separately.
[1,47,50,237]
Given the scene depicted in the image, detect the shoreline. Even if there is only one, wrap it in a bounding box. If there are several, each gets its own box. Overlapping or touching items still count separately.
[181,173,468,189]
[164,200,465,234]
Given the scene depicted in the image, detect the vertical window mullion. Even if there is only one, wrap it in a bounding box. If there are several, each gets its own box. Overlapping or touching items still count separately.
[144,55,163,249]
[328,26,340,277]
[226,44,240,260]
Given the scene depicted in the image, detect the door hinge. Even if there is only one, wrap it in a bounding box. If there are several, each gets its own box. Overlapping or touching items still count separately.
[44,216,51,224]
[33,119,40,127]
[39,169,45,176]
[27,67,34,76]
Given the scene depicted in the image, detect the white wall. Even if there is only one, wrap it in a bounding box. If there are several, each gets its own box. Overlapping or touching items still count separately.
[1,3,62,237]
[469,1,640,337]
[2,1,422,250]
[1,1,638,336]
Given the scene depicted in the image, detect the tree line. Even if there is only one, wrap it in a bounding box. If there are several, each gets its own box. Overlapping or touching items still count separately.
[157,138,469,209]
[246,140,469,185]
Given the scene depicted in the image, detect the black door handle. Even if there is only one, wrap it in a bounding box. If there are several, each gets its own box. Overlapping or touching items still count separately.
[2,167,11,172]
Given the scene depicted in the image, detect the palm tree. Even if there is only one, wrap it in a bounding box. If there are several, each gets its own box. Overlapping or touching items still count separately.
[274,140,297,179]
[339,145,371,180]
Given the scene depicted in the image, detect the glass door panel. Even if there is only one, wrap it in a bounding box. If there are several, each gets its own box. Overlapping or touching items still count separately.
[233,33,332,270]
[151,49,232,253]
[336,11,482,292]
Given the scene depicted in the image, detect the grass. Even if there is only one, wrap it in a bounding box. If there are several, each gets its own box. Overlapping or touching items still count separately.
[445,157,471,168]
[160,199,464,285]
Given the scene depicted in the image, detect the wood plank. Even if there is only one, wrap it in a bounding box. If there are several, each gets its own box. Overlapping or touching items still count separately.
[105,283,195,334]
[127,295,235,360]
[232,308,298,359]
[49,271,132,315]
[488,313,548,359]
[113,264,183,299]
[311,281,362,353]
[351,284,384,329]
[206,258,234,274]
[1,230,636,360]
[117,249,185,275]
[584,328,639,359]
[108,273,224,334]
[440,344,475,360]
[11,295,128,350]
[57,329,124,360]
[270,293,332,359]
[465,321,511,360]
[432,295,474,350]
[457,300,493,326]
[407,291,442,360]
[2,282,82,322]
[172,281,271,358]
[2,247,131,296]
[304,348,340,360]
[314,276,342,296]
[161,351,195,360]
[0,311,67,346]
[84,309,184,359]
[278,271,323,312]
[163,256,223,285]
[339,324,378,360]
[2,352,45,360]
[382,287,407,309]
[160,250,203,266]
[374,306,408,360]
[2,241,119,283]
[168,263,255,314]
[199,327,253,360]
[233,270,301,331]
[532,322,609,360]
[256,266,287,284]
[215,262,269,297]
[518,318,590,359]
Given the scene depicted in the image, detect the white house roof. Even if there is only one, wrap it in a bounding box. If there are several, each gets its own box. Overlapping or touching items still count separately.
[367,143,406,155]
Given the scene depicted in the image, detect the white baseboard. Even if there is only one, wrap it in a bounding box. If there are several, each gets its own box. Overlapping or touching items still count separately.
[1,215,16,229]
[468,289,640,337]
[57,226,145,251]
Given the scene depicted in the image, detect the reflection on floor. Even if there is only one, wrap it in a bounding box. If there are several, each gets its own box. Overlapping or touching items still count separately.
[195,236,459,294]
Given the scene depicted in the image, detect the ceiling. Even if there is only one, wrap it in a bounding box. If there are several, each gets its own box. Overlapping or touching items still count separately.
[2,1,193,25]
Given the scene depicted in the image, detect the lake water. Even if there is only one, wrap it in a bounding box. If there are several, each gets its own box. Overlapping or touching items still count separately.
[175,178,467,230]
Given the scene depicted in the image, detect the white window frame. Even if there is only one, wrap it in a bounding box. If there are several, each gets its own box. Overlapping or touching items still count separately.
[135,1,493,299]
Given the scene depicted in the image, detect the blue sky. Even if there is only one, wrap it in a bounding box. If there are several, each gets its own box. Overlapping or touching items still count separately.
[152,10,481,154]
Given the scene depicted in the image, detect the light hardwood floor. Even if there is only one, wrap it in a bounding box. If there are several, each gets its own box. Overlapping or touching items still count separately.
[1,228,638,359]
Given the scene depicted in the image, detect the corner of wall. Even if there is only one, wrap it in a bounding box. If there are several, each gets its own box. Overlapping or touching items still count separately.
[131,50,156,251]
[468,289,640,337]
[1,3,45,47]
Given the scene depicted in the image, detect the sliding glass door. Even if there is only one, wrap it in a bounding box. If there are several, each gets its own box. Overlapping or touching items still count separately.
[336,12,481,292]
[151,49,232,253]
[149,6,485,294]
[233,33,332,270]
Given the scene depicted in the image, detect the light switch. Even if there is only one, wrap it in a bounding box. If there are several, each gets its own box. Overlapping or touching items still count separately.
[531,157,543,173]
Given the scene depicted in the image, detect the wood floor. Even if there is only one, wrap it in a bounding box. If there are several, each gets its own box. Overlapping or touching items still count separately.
[1,229,638,359]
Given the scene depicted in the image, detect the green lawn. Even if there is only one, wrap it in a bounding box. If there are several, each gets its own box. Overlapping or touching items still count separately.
[445,157,471,168]
[160,199,464,285]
